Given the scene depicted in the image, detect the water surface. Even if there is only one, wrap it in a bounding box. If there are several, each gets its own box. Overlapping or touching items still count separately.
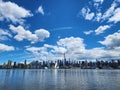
[0,69,120,90]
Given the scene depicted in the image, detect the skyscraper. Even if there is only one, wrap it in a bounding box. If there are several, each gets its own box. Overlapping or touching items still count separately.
[24,60,27,68]
[13,62,17,68]
[7,60,12,69]
[64,53,66,66]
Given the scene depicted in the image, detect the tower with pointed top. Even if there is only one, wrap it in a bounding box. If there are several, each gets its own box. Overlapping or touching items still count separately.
[63,53,66,66]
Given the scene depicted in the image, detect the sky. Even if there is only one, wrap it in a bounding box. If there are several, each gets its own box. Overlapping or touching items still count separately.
[0,0,120,64]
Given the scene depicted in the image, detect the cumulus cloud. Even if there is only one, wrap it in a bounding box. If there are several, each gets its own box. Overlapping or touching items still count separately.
[83,25,110,35]
[37,6,44,15]
[108,8,120,23]
[57,37,85,51]
[95,25,111,35]
[80,0,120,24]
[26,37,86,60]
[99,30,120,49]
[0,29,12,40]
[9,25,38,42]
[35,29,50,42]
[27,36,85,55]
[84,48,107,59]
[102,2,116,20]
[81,7,95,20]
[84,47,120,59]
[44,44,67,54]
[0,43,15,52]
[101,0,120,23]
[93,0,104,4]
[26,46,48,56]
[80,0,103,21]
[83,30,94,35]
[93,0,104,9]
[0,0,32,23]
[93,0,120,23]
[26,45,56,60]
[26,36,120,61]
[95,12,102,22]
[9,25,50,43]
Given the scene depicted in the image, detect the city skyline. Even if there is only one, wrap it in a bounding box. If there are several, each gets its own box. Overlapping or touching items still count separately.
[0,0,120,64]
[1,58,120,69]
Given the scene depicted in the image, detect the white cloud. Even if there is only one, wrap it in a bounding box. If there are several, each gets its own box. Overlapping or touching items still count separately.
[26,44,67,61]
[84,47,120,59]
[95,25,111,35]
[80,0,120,24]
[93,0,104,4]
[0,29,12,40]
[26,37,86,60]
[109,8,120,23]
[84,48,107,59]
[37,6,44,15]
[9,25,38,42]
[102,2,117,20]
[57,37,86,60]
[0,0,32,23]
[57,37,85,51]
[81,7,95,20]
[93,0,104,9]
[26,36,120,61]
[26,36,85,56]
[99,30,120,49]
[95,12,102,22]
[101,0,120,23]
[84,30,93,35]
[26,45,55,60]
[9,25,50,43]
[26,46,48,56]
[0,43,15,52]
[44,44,67,54]
[35,29,50,42]
[51,47,67,54]
[84,25,110,35]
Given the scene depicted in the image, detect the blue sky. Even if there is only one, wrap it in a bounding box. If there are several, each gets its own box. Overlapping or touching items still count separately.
[0,0,120,64]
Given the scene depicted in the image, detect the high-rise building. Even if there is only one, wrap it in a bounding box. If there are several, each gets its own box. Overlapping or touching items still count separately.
[63,53,66,66]
[24,60,27,65]
[2,63,6,69]
[24,60,27,68]
[13,62,17,68]
[7,60,12,69]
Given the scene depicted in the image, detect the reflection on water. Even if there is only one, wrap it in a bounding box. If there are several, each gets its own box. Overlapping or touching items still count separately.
[0,69,120,90]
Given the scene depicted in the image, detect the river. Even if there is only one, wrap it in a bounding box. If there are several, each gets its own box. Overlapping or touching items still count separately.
[0,69,120,90]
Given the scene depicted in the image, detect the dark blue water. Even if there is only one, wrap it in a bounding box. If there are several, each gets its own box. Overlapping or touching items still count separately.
[0,69,120,90]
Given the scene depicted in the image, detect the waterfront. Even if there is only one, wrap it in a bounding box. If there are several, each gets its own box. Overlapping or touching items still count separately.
[0,69,120,90]
[1,59,120,69]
